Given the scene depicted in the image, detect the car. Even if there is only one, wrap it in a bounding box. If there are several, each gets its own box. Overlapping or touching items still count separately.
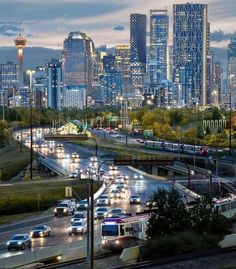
[69,220,87,235]
[69,172,78,179]
[54,201,74,216]
[130,194,141,204]
[30,225,51,238]
[146,200,157,208]
[95,207,110,219]
[40,143,48,148]
[108,208,126,218]
[110,189,122,199]
[71,211,87,223]
[133,173,144,180]
[62,153,70,159]
[57,143,63,149]
[7,234,32,251]
[137,138,145,143]
[71,152,79,159]
[90,156,98,162]
[96,195,110,206]
[114,176,125,184]
[116,183,128,193]
[77,199,88,210]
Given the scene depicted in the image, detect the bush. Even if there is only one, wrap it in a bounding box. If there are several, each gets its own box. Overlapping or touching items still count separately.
[142,231,218,260]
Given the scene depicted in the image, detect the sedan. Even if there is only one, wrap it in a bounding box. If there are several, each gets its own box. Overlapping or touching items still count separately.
[108,208,126,218]
[77,199,88,210]
[30,225,51,238]
[130,195,141,204]
[110,189,121,199]
[95,207,110,219]
[69,220,87,235]
[7,234,32,251]
[96,195,110,206]
[134,173,144,180]
[69,172,78,179]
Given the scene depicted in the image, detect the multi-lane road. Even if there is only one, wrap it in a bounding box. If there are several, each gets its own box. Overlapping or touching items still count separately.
[0,128,174,261]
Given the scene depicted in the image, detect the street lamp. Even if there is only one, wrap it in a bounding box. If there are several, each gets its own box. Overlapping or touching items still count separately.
[27,69,35,180]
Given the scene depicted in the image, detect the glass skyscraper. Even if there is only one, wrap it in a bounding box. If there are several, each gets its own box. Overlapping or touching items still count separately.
[173,3,208,107]
[130,13,147,94]
[47,58,63,110]
[62,32,95,97]
[227,38,236,109]
[150,9,169,83]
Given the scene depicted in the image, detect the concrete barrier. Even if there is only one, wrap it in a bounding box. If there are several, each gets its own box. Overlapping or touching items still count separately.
[127,166,166,181]
[119,246,141,264]
[220,234,236,248]
[94,182,106,200]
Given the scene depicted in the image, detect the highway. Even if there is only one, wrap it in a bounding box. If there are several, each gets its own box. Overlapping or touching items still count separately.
[0,128,174,261]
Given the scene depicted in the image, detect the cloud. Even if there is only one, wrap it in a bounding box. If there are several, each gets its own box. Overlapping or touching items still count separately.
[113,25,125,31]
[0,22,23,37]
[211,30,236,42]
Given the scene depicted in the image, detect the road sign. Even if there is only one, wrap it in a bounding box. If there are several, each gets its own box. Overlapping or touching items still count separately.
[65,186,72,197]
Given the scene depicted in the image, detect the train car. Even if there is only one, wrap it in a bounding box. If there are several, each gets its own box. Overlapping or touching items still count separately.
[213,195,236,219]
[101,214,149,250]
[144,140,208,156]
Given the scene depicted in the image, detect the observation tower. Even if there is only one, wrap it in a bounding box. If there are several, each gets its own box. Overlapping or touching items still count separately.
[14,34,27,87]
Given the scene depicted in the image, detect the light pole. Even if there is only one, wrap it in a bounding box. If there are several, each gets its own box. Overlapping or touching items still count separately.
[27,69,35,180]
[208,170,213,200]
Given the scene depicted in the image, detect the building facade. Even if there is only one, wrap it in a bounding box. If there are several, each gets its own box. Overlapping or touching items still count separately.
[115,45,130,86]
[62,32,95,98]
[150,9,169,84]
[173,3,208,107]
[227,38,236,109]
[130,13,147,95]
[62,85,86,109]
[47,59,63,110]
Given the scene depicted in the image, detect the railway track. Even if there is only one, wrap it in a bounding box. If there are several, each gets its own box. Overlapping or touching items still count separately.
[109,246,236,268]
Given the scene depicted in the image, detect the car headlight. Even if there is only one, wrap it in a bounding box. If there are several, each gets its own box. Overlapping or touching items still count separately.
[69,227,72,232]
[30,232,33,236]
[54,208,57,212]
[63,208,67,213]
[17,241,22,245]
[71,218,74,222]
[102,240,106,245]
[6,242,10,245]
[115,240,120,245]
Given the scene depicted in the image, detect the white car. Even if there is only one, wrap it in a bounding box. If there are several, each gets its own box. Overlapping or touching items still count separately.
[69,220,87,235]
[71,152,79,159]
[69,172,78,179]
[130,194,141,204]
[95,207,110,219]
[77,199,88,210]
[90,156,98,162]
[71,211,87,223]
[110,189,122,199]
[96,195,110,206]
[108,208,126,218]
[133,173,144,180]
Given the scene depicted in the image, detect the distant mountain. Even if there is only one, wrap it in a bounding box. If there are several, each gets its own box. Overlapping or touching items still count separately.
[0,46,227,70]
[0,47,62,69]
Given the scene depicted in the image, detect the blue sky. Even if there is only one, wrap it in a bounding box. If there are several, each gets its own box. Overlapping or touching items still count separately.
[0,0,235,49]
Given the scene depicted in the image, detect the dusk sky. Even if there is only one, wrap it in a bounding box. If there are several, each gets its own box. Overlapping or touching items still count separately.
[0,0,235,49]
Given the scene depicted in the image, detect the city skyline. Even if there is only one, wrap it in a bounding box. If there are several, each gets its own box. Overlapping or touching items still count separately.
[0,0,235,49]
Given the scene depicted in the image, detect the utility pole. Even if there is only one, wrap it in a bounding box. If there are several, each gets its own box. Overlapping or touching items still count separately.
[86,183,90,264]
[90,180,94,269]
[229,89,232,156]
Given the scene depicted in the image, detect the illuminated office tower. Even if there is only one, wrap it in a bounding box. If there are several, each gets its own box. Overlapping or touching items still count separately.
[115,45,130,85]
[130,13,147,94]
[62,32,95,98]
[214,62,223,106]
[173,3,208,107]
[150,9,169,84]
[227,38,236,109]
[47,59,63,110]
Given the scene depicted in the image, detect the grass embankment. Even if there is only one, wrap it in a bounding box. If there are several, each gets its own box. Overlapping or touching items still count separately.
[0,142,30,181]
[0,179,99,216]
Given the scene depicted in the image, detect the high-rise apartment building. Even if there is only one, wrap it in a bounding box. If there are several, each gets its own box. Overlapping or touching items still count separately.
[150,9,169,83]
[173,3,208,107]
[214,62,222,106]
[227,38,236,109]
[130,13,147,94]
[62,85,86,109]
[102,54,116,73]
[62,32,95,97]
[115,45,130,85]
[46,59,63,110]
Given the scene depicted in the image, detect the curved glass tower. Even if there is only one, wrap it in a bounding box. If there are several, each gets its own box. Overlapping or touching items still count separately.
[62,32,95,96]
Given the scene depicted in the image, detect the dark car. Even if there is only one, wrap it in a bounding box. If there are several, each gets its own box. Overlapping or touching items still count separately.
[30,225,51,238]
[7,234,32,251]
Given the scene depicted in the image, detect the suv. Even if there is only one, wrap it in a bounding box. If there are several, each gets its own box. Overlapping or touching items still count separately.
[7,234,32,251]
[54,201,74,216]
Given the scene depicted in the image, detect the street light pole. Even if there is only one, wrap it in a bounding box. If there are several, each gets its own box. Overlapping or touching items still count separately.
[28,70,34,180]
[229,88,232,156]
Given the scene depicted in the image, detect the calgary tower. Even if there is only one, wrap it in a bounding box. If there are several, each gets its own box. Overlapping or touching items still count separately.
[14,34,27,87]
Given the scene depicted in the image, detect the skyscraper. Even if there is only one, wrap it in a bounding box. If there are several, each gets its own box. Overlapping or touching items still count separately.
[62,32,95,97]
[227,38,236,109]
[150,9,169,83]
[115,45,130,86]
[173,3,208,107]
[130,13,147,94]
[214,62,222,106]
[47,59,63,110]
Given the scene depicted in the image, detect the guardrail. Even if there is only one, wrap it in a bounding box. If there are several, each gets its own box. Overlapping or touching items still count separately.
[39,157,66,176]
